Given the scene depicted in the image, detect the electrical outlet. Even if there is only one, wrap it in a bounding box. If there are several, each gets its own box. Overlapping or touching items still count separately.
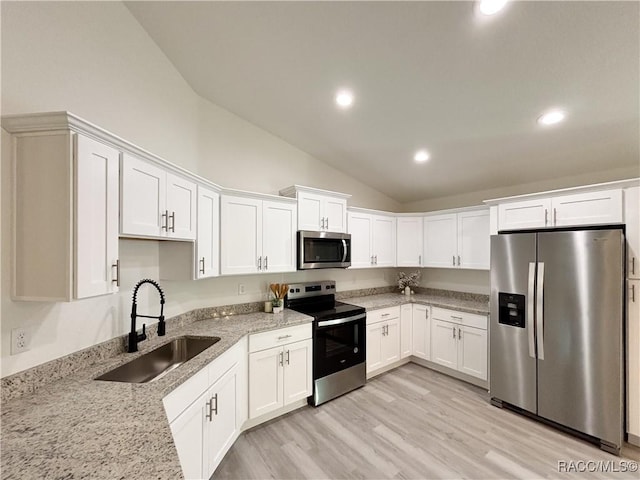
[238,284,246,295]
[11,328,30,354]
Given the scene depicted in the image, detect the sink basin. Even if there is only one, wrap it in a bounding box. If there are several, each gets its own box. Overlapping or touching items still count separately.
[95,336,220,383]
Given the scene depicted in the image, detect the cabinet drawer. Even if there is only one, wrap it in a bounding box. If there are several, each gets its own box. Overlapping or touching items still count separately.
[163,366,209,423]
[431,307,487,330]
[366,306,401,325]
[249,323,312,353]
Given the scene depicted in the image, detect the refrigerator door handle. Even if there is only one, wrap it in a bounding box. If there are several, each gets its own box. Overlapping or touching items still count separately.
[527,262,536,358]
[536,262,545,360]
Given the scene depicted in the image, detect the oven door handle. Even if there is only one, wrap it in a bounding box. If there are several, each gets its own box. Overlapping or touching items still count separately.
[317,313,365,328]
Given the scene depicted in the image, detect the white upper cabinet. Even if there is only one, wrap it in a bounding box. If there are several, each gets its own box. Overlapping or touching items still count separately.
[626,187,639,279]
[497,189,623,231]
[220,193,296,275]
[121,153,197,240]
[9,127,120,301]
[196,186,220,279]
[280,185,350,232]
[347,209,396,268]
[396,217,424,267]
[424,209,489,270]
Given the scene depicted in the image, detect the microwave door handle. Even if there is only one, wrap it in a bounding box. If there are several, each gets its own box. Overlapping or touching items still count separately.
[342,239,348,263]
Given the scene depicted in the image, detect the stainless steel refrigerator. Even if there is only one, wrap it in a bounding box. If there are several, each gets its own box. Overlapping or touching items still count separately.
[490,228,624,454]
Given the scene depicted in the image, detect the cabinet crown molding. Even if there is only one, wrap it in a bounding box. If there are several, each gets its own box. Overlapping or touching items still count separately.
[221,187,297,203]
[2,111,222,193]
[484,178,640,206]
[279,184,352,200]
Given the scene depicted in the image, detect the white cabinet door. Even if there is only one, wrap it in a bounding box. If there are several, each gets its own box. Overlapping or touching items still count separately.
[553,190,623,227]
[431,319,458,370]
[457,326,488,380]
[262,200,296,273]
[325,197,348,233]
[412,304,430,360]
[400,304,413,359]
[397,217,423,267]
[298,191,324,231]
[424,214,457,268]
[628,279,640,439]
[75,135,119,298]
[498,198,551,231]
[366,323,384,373]
[121,153,166,237]
[372,215,396,267]
[204,366,238,478]
[283,339,313,405]
[457,210,490,270]
[348,212,373,268]
[170,392,205,480]
[166,172,197,240]
[381,318,401,365]
[196,186,219,279]
[625,187,639,279]
[220,195,262,275]
[248,345,283,418]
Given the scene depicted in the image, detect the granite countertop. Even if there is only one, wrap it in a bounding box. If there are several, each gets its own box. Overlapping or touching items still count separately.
[345,292,490,315]
[0,309,312,480]
[0,291,488,479]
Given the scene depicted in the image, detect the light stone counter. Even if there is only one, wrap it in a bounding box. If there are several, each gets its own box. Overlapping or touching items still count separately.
[345,292,489,315]
[0,309,312,480]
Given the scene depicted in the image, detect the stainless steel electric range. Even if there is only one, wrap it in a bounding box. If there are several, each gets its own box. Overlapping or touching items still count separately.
[285,280,366,406]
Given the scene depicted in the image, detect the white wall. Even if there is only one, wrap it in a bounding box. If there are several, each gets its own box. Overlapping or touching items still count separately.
[0,1,398,377]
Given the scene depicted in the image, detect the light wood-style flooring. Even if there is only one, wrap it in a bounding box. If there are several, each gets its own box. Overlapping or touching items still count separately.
[215,363,640,479]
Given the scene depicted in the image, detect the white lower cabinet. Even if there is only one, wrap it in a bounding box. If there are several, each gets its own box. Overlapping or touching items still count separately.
[366,307,401,375]
[411,304,431,360]
[248,324,312,419]
[430,307,488,380]
[400,304,413,359]
[628,279,640,443]
[164,340,247,480]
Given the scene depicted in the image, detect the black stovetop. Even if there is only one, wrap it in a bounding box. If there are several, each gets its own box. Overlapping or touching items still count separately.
[287,296,365,321]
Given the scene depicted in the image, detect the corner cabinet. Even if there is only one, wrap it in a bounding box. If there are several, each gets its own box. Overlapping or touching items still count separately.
[396,217,424,267]
[121,153,197,240]
[7,126,120,301]
[280,185,350,233]
[423,209,490,270]
[220,193,297,275]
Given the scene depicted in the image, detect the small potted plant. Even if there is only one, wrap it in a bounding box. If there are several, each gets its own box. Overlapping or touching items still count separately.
[397,270,421,296]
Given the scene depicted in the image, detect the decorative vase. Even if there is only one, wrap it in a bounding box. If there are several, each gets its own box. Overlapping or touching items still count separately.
[404,286,411,296]
[273,305,284,314]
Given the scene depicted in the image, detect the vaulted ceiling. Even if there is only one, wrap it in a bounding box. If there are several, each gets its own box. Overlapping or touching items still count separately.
[126,1,639,203]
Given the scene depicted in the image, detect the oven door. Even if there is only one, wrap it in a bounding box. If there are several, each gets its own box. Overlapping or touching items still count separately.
[298,231,351,269]
[313,313,365,379]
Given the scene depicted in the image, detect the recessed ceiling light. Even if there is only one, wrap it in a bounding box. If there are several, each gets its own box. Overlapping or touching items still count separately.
[477,0,509,16]
[335,89,354,109]
[414,150,430,163]
[537,109,566,126]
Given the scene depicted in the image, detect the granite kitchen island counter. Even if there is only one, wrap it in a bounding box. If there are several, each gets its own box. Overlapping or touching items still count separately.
[0,309,312,480]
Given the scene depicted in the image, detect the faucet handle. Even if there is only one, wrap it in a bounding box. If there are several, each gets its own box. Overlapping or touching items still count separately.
[139,324,147,342]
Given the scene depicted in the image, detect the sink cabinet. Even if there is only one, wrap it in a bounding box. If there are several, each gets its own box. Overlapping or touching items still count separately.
[164,339,247,479]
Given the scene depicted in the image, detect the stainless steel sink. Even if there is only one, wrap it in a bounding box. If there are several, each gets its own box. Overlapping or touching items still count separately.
[95,336,220,383]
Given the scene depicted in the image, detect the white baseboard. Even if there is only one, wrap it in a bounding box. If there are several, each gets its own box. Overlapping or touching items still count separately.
[241,398,308,431]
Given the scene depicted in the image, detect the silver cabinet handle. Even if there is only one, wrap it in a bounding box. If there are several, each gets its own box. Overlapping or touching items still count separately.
[553,208,557,225]
[458,328,461,340]
[375,255,378,265]
[371,255,374,265]
[111,259,120,286]
[279,351,284,366]
[419,254,422,265]
[199,257,205,275]
[544,208,548,226]
[326,217,329,229]
[161,210,168,231]
[205,394,217,421]
[457,255,460,266]
[212,393,218,416]
[450,315,462,320]
[169,211,175,232]
[381,313,391,317]
[285,350,290,365]
[632,284,636,303]
[452,255,455,266]
[264,256,268,270]
[277,334,292,340]
[342,239,348,263]
[257,256,262,270]
[425,309,429,319]
[452,326,456,338]
[632,257,636,276]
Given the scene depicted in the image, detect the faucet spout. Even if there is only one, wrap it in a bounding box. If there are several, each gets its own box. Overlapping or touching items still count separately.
[128,279,166,353]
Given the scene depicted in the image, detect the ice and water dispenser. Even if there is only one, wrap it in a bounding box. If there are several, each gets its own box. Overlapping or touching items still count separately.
[498,292,526,328]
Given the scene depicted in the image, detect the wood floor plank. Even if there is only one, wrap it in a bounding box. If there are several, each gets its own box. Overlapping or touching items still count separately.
[214,364,640,479]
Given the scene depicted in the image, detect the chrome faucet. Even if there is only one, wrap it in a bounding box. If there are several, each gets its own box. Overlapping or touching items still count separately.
[129,279,166,353]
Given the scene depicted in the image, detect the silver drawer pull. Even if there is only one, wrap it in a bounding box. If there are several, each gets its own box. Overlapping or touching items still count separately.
[451,315,463,320]
[277,334,292,340]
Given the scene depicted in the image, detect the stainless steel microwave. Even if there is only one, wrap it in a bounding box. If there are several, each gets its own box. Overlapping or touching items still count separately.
[297,231,351,269]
